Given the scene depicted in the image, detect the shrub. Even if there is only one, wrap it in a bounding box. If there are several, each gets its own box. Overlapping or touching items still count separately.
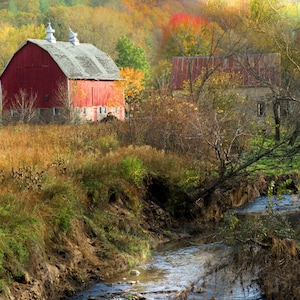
[119,156,146,186]
[0,193,40,283]
[41,176,82,236]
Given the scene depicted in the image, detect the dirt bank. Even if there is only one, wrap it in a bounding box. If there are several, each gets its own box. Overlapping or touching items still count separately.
[0,173,295,300]
[1,193,187,300]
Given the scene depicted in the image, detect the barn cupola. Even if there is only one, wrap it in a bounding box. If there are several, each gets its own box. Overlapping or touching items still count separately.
[45,22,56,43]
[69,28,80,45]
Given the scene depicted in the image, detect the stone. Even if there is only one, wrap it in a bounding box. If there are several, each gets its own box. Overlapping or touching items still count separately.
[130,269,140,276]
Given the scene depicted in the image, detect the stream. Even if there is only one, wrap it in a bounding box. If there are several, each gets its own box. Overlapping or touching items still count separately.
[69,194,300,300]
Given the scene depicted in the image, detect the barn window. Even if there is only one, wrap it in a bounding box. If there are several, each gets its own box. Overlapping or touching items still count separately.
[99,107,103,114]
[74,107,79,113]
[104,107,107,113]
[53,108,60,115]
[257,101,265,117]
[10,110,18,117]
[39,108,45,115]
[83,107,87,115]
[114,107,118,113]
[44,94,49,101]
[280,101,290,117]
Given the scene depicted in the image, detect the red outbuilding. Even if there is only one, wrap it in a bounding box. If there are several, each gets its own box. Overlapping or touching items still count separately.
[0,23,124,124]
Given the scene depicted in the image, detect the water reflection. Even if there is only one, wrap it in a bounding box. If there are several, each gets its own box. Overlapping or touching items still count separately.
[236,194,300,215]
[69,195,300,299]
[70,238,264,300]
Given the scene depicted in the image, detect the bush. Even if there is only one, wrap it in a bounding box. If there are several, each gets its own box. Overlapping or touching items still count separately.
[0,193,40,283]
[119,156,146,186]
[44,180,81,231]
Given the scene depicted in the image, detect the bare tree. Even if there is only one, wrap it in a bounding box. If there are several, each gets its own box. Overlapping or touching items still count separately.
[53,81,74,123]
[9,89,38,123]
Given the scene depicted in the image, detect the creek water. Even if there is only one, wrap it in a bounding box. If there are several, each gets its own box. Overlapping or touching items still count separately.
[69,194,299,300]
[236,194,300,215]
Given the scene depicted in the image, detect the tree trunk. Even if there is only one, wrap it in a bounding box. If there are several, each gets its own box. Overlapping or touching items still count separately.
[273,98,281,141]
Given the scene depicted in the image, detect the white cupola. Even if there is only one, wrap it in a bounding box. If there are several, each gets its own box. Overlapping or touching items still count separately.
[45,22,56,43]
[69,28,80,45]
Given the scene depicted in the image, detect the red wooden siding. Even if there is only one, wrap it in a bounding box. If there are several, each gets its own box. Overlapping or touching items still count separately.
[70,80,123,108]
[70,80,124,120]
[171,53,281,90]
[1,43,66,109]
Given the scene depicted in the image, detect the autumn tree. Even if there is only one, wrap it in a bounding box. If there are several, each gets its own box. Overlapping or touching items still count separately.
[238,0,300,141]
[158,13,222,59]
[0,24,45,72]
[150,60,172,94]
[184,70,250,177]
[119,94,201,158]
[119,67,145,117]
[48,5,132,57]
[115,35,150,118]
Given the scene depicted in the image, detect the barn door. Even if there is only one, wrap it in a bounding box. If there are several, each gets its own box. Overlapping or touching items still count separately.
[93,107,98,122]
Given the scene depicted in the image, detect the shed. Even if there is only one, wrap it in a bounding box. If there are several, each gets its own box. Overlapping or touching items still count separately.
[0,23,124,124]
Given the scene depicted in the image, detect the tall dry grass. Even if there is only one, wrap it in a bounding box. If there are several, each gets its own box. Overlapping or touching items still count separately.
[0,123,198,292]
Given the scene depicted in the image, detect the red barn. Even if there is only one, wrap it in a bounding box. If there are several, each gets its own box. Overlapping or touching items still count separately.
[171,53,281,90]
[171,53,282,118]
[0,23,124,124]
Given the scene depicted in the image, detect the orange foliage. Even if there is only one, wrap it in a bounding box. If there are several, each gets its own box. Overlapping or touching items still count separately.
[166,13,209,32]
[159,13,215,57]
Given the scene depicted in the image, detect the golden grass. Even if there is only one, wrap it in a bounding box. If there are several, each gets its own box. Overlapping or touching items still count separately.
[0,124,115,169]
[0,122,199,290]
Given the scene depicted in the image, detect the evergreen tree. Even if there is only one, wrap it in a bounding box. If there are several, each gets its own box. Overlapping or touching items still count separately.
[115,36,150,80]
[7,0,18,15]
[39,0,50,13]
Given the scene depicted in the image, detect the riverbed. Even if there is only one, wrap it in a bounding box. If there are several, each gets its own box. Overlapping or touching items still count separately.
[69,238,263,300]
[236,194,300,215]
[69,194,300,300]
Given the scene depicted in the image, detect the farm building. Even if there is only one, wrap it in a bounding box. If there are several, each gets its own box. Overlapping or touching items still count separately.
[171,53,284,119]
[0,23,124,124]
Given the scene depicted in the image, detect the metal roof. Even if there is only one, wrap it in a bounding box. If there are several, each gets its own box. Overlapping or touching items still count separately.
[27,39,122,81]
[171,53,281,89]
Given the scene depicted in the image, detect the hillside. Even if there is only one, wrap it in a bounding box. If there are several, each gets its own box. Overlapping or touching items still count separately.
[0,0,201,72]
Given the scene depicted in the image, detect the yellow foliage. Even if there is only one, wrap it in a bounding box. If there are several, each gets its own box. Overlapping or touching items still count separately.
[0,24,45,72]
[119,67,145,105]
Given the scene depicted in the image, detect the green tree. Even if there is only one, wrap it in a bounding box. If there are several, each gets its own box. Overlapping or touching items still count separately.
[7,0,18,15]
[14,0,40,15]
[39,0,50,13]
[64,0,85,6]
[115,35,150,80]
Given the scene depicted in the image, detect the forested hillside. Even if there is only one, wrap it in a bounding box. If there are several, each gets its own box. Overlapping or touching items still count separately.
[0,0,200,71]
